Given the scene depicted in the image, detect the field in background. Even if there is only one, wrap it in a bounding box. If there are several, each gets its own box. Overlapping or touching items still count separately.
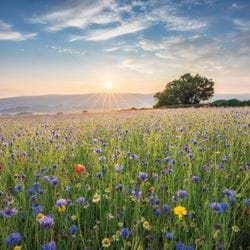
[0,108,249,249]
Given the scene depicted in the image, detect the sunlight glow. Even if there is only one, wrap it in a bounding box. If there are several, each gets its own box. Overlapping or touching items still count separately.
[104,81,113,90]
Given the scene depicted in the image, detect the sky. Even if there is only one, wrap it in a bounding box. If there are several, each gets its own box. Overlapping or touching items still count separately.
[0,0,250,98]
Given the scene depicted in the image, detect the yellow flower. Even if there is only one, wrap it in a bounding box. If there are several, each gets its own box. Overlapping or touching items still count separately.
[14,246,21,250]
[92,193,101,203]
[58,205,66,213]
[36,213,44,221]
[173,205,187,219]
[143,220,151,230]
[71,215,77,221]
[102,237,111,248]
[104,184,112,193]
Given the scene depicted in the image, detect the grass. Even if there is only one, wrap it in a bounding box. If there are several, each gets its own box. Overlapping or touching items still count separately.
[0,108,249,249]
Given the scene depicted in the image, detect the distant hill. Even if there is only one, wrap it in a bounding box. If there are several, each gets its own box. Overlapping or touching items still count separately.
[0,93,249,115]
[0,93,154,115]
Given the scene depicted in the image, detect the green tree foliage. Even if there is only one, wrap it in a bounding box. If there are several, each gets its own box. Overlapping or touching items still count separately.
[154,73,214,107]
[212,99,250,107]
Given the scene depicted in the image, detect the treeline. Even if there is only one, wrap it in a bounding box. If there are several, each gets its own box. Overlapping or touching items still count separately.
[156,99,250,109]
[211,99,250,107]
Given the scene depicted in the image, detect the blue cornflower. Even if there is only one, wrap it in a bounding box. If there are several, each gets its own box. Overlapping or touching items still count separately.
[165,232,173,240]
[42,241,56,250]
[116,184,123,191]
[56,199,67,207]
[176,242,186,250]
[0,207,17,218]
[120,228,130,239]
[162,204,171,214]
[39,215,54,228]
[50,177,58,185]
[192,176,200,183]
[154,208,161,216]
[31,203,43,215]
[223,189,236,197]
[6,232,22,247]
[220,202,229,211]
[210,202,223,213]
[138,172,148,181]
[244,198,250,206]
[13,183,23,192]
[96,172,103,178]
[176,190,188,199]
[69,224,78,234]
[210,202,229,213]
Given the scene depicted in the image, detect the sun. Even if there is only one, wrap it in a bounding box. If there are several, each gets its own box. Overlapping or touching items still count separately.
[104,81,113,91]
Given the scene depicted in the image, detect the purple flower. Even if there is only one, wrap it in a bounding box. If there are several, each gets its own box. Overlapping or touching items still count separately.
[154,208,161,216]
[31,203,43,215]
[13,183,23,192]
[176,190,188,199]
[116,184,123,191]
[39,215,54,228]
[162,204,171,214]
[138,172,148,181]
[210,202,229,213]
[0,207,17,218]
[192,176,200,183]
[69,224,78,234]
[96,172,103,178]
[176,242,186,250]
[210,202,223,213]
[50,177,58,185]
[220,202,229,211]
[6,232,22,247]
[165,232,173,240]
[223,189,236,197]
[244,198,250,206]
[56,199,67,207]
[120,228,130,239]
[42,241,56,250]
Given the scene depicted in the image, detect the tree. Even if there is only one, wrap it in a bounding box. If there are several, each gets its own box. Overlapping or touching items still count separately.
[154,73,214,107]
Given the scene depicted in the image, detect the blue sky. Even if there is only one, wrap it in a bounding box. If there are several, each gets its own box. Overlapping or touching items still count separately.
[0,0,250,97]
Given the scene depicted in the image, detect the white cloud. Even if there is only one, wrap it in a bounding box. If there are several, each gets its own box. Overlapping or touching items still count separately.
[29,0,117,32]
[50,46,85,55]
[0,20,37,41]
[29,1,208,41]
[120,59,154,74]
[233,19,250,31]
[72,18,151,41]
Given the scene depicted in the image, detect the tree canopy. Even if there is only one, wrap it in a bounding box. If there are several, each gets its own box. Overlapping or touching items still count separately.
[154,73,214,107]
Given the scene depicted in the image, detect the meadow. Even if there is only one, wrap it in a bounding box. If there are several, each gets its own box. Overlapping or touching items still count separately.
[0,108,249,250]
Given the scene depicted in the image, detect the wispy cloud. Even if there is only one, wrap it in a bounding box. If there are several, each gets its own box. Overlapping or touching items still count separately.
[29,0,119,32]
[120,59,154,74]
[70,18,151,42]
[233,19,250,31]
[29,0,208,41]
[0,20,37,41]
[50,46,85,55]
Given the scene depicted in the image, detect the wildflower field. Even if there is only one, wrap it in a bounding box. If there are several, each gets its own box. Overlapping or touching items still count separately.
[0,108,249,250]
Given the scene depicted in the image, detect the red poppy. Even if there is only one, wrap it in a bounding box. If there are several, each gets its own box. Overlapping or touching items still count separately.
[75,164,85,174]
